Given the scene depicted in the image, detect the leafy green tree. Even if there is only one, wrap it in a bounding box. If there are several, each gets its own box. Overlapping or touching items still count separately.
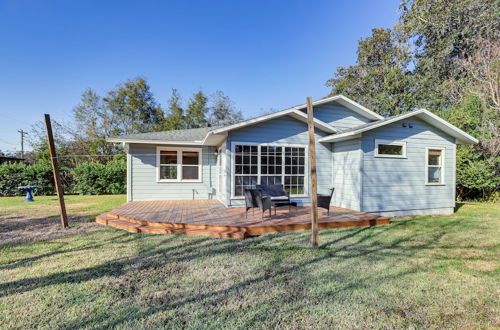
[455,146,499,200]
[326,28,414,116]
[396,0,499,110]
[72,88,116,157]
[185,90,209,128]
[163,89,185,130]
[208,90,243,126]
[103,77,164,135]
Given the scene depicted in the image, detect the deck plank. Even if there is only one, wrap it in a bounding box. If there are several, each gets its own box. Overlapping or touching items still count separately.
[97,200,390,238]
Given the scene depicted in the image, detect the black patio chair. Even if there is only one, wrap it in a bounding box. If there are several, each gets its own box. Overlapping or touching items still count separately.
[244,188,272,220]
[318,187,335,216]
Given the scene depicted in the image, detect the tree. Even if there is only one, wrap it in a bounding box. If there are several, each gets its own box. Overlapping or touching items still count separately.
[396,0,499,110]
[163,89,185,130]
[326,28,414,116]
[458,39,500,157]
[103,77,164,135]
[208,90,243,126]
[185,90,209,128]
[72,88,115,157]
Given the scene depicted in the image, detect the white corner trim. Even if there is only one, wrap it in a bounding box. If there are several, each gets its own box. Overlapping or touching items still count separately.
[156,146,203,183]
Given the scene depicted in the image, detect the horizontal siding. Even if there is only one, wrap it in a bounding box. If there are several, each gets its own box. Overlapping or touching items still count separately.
[129,144,218,201]
[331,138,361,210]
[369,207,455,217]
[302,103,371,131]
[361,118,456,215]
[226,115,332,206]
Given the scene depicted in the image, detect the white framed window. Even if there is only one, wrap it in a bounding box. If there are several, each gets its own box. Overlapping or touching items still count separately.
[156,147,202,182]
[425,147,445,185]
[375,139,407,158]
[232,143,307,198]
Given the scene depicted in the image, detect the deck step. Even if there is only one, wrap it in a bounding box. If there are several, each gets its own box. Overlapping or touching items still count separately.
[96,214,247,239]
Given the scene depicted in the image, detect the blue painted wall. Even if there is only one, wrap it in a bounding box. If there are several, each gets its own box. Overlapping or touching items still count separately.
[359,118,456,216]
[125,107,459,217]
[331,138,362,210]
[128,144,218,201]
[226,115,332,206]
[302,102,371,131]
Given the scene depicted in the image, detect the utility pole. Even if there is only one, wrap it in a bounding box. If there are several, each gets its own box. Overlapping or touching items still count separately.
[307,97,319,248]
[17,129,27,158]
[44,114,69,228]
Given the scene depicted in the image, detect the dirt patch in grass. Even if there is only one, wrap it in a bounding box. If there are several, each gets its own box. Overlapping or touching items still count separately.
[0,213,101,247]
[465,260,498,272]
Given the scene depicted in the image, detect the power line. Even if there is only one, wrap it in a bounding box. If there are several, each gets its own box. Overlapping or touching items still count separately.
[2,113,33,127]
[0,138,18,147]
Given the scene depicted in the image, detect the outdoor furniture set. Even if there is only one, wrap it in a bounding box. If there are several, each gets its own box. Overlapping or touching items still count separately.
[244,184,335,220]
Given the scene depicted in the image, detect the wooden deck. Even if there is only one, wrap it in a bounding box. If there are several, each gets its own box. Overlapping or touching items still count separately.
[96,200,391,239]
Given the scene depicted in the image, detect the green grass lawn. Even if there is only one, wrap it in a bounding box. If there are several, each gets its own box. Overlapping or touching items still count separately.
[0,194,126,219]
[0,197,498,328]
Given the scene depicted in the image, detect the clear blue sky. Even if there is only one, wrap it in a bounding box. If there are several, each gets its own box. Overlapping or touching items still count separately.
[0,0,400,152]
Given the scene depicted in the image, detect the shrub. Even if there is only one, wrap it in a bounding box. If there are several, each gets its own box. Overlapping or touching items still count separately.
[0,158,125,197]
[456,146,500,201]
[72,160,126,195]
[0,160,57,196]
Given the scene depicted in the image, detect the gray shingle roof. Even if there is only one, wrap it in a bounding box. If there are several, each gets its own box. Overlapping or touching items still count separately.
[110,126,223,142]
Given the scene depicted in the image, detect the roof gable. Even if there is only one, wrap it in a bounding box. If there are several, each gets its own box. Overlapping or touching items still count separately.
[295,95,383,121]
[319,109,478,144]
[208,109,337,136]
[106,95,384,146]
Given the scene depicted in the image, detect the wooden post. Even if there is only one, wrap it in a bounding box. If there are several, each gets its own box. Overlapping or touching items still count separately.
[306,97,318,248]
[45,114,69,228]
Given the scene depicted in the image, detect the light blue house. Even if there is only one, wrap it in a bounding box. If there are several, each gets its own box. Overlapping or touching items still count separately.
[108,95,478,216]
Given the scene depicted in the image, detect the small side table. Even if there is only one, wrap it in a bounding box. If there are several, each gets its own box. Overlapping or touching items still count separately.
[272,201,298,215]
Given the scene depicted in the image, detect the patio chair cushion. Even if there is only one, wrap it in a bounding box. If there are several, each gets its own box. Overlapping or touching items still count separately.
[270,195,289,201]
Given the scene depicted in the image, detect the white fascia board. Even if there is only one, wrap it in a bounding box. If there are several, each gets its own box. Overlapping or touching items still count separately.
[294,95,384,120]
[106,138,203,146]
[208,94,380,136]
[320,110,420,143]
[208,108,337,136]
[200,132,227,146]
[319,109,479,144]
[288,110,337,133]
[417,110,478,144]
[208,108,297,135]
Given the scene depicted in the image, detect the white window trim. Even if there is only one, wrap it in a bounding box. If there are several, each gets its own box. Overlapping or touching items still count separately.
[425,147,445,186]
[156,146,202,183]
[374,139,407,158]
[230,142,309,199]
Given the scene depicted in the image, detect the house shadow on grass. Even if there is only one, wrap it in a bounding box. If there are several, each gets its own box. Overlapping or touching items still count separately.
[0,211,108,248]
[454,202,466,212]
[1,212,482,328]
